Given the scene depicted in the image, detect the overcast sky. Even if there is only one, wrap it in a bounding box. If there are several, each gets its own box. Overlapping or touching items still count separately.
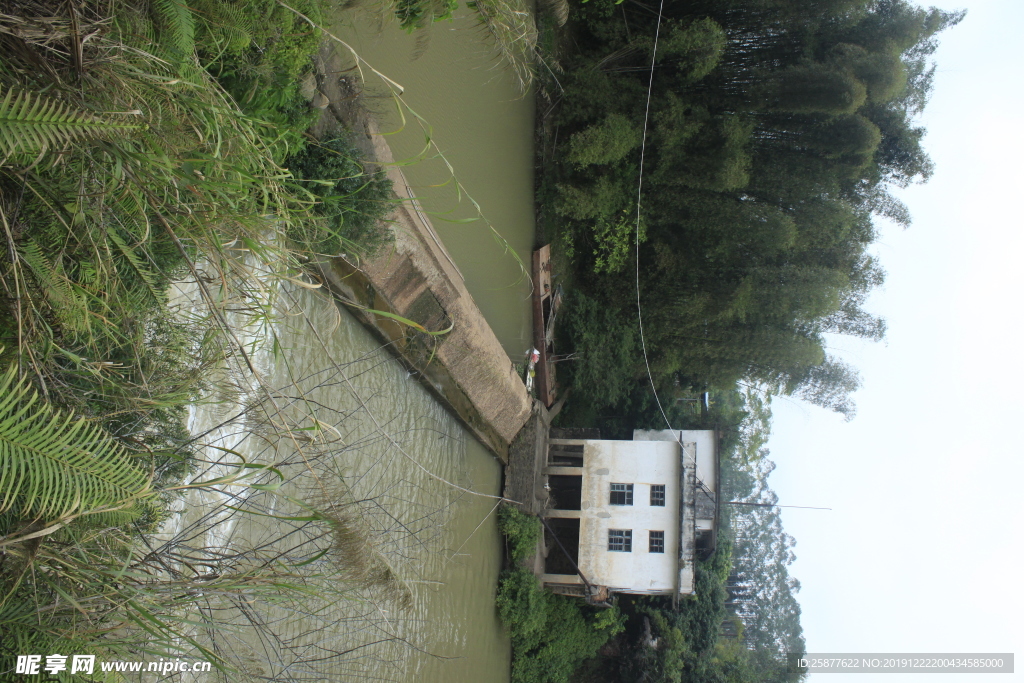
[764,0,1024,679]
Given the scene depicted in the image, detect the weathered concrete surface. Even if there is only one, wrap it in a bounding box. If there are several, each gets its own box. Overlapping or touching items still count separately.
[305,44,533,460]
[503,400,551,514]
[502,399,551,578]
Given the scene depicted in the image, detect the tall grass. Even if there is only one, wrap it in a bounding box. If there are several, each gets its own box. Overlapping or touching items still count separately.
[0,0,414,675]
[470,0,539,90]
[0,3,296,409]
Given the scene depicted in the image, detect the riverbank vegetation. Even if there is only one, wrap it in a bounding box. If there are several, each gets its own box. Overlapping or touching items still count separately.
[496,505,627,683]
[0,0,407,674]
[2,0,550,673]
[533,0,960,680]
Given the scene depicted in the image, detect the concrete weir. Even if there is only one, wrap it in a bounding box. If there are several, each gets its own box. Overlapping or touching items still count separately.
[308,61,532,460]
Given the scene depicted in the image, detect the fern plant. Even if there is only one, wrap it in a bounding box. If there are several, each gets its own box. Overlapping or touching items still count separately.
[0,87,146,159]
[17,237,91,336]
[151,0,197,70]
[0,361,153,529]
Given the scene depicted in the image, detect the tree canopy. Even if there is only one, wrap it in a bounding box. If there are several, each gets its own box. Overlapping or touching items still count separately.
[547,0,962,424]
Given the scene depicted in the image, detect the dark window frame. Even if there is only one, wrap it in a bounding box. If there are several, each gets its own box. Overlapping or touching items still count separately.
[649,530,665,553]
[609,483,634,506]
[608,529,633,552]
[650,484,666,506]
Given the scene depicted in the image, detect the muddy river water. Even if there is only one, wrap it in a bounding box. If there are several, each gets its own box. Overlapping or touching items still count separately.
[171,9,535,682]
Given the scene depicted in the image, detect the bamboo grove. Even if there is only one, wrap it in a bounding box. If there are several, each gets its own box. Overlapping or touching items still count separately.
[542,0,962,428]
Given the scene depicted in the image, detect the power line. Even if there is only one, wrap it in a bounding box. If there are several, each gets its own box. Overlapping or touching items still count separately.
[626,3,719,489]
[634,0,669,430]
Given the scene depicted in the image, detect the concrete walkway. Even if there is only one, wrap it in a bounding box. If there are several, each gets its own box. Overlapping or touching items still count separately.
[503,399,552,514]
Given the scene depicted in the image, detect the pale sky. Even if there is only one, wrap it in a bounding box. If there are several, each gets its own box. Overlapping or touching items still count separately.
[765,0,1024,679]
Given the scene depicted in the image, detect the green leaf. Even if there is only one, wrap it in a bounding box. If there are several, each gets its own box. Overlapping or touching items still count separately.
[0,362,153,523]
[0,87,146,159]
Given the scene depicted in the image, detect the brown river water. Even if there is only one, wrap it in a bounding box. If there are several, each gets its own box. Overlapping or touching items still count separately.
[162,8,535,682]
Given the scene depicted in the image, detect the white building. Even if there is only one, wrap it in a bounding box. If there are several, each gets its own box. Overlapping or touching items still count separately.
[542,429,719,603]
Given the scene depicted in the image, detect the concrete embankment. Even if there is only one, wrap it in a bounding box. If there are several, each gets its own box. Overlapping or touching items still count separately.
[305,45,533,461]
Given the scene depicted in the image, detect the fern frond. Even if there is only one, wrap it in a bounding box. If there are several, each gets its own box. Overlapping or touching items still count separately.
[194,0,253,54]
[0,362,153,523]
[107,226,167,305]
[151,0,197,66]
[19,238,91,334]
[0,87,147,159]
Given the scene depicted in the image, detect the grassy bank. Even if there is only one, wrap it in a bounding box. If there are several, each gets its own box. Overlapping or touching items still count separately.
[0,0,400,673]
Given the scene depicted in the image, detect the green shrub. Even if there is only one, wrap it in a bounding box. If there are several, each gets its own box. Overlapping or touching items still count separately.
[497,504,543,563]
[591,204,645,275]
[555,175,631,221]
[558,289,639,413]
[510,595,624,683]
[497,565,550,651]
[496,506,625,683]
[286,136,395,254]
[196,0,325,160]
[498,571,626,683]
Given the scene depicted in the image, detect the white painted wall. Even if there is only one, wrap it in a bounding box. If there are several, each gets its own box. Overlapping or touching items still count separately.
[574,439,680,593]
[633,429,717,493]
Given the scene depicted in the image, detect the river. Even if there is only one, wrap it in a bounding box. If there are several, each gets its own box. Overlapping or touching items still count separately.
[166,8,536,682]
[334,9,537,354]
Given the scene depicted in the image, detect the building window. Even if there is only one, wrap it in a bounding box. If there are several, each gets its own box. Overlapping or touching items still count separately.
[649,530,665,553]
[650,484,666,506]
[609,483,633,505]
[608,529,632,552]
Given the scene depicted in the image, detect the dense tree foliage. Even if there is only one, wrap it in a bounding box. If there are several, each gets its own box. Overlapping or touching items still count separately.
[546,0,962,425]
